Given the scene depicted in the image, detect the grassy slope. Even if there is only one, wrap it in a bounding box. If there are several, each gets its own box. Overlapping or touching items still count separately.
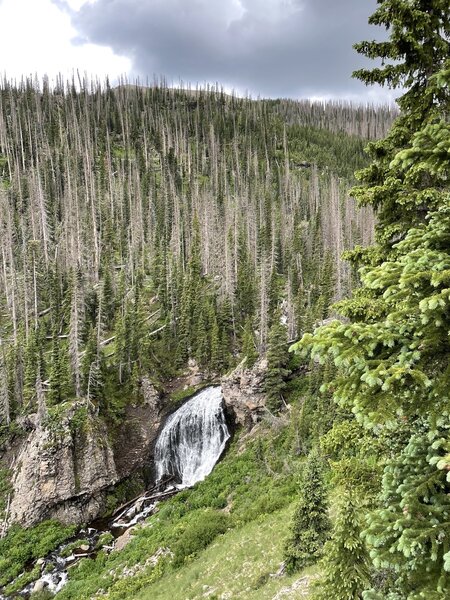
[54,417,308,600]
[136,505,317,600]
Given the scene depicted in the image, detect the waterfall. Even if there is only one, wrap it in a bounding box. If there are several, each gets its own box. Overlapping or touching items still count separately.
[155,386,230,488]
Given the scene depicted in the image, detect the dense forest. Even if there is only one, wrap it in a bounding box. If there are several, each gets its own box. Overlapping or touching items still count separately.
[0,1,449,599]
[0,81,393,424]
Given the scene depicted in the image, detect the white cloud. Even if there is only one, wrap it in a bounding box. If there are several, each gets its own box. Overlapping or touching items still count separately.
[0,0,131,83]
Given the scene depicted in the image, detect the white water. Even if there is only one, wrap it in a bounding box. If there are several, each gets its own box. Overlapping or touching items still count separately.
[155,386,230,488]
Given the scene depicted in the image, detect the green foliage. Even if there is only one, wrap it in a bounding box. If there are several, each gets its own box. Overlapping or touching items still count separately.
[265,314,291,412]
[0,520,76,588]
[133,506,304,600]
[241,316,258,367]
[168,384,210,405]
[171,509,230,567]
[0,466,12,519]
[47,336,74,406]
[314,492,371,600]
[291,2,450,598]
[284,449,330,573]
[363,424,450,599]
[54,422,303,600]
[4,564,41,596]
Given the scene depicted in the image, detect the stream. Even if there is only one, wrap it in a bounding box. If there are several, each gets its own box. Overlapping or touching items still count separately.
[0,386,230,599]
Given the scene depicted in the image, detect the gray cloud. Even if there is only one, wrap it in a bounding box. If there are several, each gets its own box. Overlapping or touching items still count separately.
[67,0,391,100]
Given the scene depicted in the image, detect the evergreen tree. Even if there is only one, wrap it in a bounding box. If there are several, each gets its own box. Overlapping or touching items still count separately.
[241,316,258,367]
[314,491,370,600]
[293,2,450,597]
[47,336,74,405]
[81,327,104,402]
[351,0,450,255]
[284,448,330,573]
[264,312,291,412]
[209,309,223,374]
[23,329,40,407]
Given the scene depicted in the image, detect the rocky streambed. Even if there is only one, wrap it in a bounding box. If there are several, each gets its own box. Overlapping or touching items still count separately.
[0,477,178,599]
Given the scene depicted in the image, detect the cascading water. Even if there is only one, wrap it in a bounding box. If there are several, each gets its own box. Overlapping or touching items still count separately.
[155,386,230,488]
[1,387,230,599]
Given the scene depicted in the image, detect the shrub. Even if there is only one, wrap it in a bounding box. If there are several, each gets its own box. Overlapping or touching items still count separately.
[171,509,229,567]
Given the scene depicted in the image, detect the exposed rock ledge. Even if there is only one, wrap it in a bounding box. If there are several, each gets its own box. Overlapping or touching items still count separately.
[221,358,268,428]
[3,378,162,530]
[8,401,118,528]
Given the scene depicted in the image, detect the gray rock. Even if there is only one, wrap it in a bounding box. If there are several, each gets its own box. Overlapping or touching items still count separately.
[221,358,268,427]
[8,401,118,528]
[32,579,47,593]
[114,527,135,552]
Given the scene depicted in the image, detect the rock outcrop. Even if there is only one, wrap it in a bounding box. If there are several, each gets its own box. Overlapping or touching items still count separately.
[221,358,268,427]
[5,378,163,529]
[8,401,118,527]
[112,376,163,479]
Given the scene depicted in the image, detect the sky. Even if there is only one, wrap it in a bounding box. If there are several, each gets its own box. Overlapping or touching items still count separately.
[0,0,398,103]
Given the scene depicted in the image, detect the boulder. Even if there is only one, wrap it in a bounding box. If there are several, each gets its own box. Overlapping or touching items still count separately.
[32,579,47,594]
[113,527,136,552]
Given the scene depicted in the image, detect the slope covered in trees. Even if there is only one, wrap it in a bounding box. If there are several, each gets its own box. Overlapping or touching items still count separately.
[0,82,393,428]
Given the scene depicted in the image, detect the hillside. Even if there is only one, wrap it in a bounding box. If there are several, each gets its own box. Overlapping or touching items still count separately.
[0,82,393,447]
[1,1,450,599]
[0,80,396,597]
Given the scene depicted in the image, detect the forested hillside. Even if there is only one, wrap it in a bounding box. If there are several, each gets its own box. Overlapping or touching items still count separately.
[0,82,393,426]
[0,0,449,599]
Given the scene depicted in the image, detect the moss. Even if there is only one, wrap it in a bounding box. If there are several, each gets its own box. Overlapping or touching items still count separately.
[68,405,89,436]
[0,520,76,588]
[104,474,145,516]
[3,564,41,595]
[168,383,211,405]
[0,466,12,519]
[95,532,114,549]
[60,539,90,558]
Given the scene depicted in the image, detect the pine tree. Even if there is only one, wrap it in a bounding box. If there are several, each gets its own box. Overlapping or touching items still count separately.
[0,345,10,425]
[241,316,258,367]
[284,449,330,573]
[81,327,104,402]
[264,312,291,412]
[314,491,370,600]
[351,0,450,256]
[293,2,450,597]
[209,309,223,374]
[23,328,40,407]
[362,427,450,600]
[47,336,74,405]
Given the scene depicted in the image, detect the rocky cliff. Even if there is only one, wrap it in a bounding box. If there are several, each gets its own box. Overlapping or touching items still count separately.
[1,378,163,531]
[8,402,118,527]
[221,358,268,428]
[1,363,268,532]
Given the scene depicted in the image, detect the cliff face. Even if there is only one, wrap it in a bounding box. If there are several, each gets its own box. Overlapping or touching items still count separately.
[3,379,163,530]
[221,358,268,428]
[8,403,117,527]
[1,365,268,531]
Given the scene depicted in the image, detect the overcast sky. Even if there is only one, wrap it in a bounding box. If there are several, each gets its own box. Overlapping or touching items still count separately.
[0,0,397,103]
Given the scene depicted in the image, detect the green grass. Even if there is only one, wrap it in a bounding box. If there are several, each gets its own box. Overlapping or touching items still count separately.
[54,421,305,600]
[135,505,318,600]
[168,383,211,405]
[0,520,77,588]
